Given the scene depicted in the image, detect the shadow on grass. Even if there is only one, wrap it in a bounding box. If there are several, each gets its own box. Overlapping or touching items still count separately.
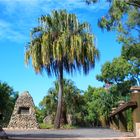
[0,127,8,139]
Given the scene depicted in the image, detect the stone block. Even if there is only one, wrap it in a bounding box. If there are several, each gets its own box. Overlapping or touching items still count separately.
[134,123,140,137]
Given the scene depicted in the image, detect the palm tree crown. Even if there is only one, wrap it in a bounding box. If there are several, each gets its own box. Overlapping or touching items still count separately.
[25,10,99,76]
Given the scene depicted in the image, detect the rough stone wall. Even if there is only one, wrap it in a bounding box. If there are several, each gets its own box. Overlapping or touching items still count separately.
[8,91,39,129]
[43,115,53,125]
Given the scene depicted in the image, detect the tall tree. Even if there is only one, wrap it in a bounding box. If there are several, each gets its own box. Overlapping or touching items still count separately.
[25,10,99,128]
[86,0,140,85]
[86,0,140,45]
[96,0,140,85]
[96,57,136,96]
[39,79,84,126]
[84,86,116,127]
[121,43,140,85]
[96,57,131,84]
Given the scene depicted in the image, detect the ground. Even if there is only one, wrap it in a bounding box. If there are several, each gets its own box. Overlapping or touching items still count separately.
[4,128,134,139]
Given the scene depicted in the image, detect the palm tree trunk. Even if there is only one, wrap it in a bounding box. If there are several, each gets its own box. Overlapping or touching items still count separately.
[54,62,63,129]
[60,99,68,125]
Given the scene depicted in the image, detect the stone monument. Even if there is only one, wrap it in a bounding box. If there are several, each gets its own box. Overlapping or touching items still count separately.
[8,91,39,129]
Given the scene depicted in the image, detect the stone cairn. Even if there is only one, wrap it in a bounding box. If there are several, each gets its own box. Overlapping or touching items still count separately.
[8,91,39,129]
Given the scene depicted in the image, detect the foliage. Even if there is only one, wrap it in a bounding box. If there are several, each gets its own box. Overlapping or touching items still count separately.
[37,82,133,129]
[39,123,78,129]
[25,9,99,128]
[39,123,54,129]
[0,81,18,127]
[97,43,140,87]
[83,85,132,129]
[96,57,132,84]
[25,9,99,76]
[87,0,140,45]
[87,0,139,130]
[121,43,140,85]
[125,109,133,131]
[109,81,133,97]
[87,0,140,86]
[83,87,117,127]
[35,107,45,124]
[95,55,133,129]
[39,79,85,126]
[61,124,79,129]
[105,84,133,130]
[87,0,140,87]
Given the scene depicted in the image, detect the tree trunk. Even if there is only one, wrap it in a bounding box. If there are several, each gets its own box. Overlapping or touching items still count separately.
[60,99,68,125]
[54,63,63,129]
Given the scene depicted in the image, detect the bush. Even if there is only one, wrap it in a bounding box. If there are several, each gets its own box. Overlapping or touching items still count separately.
[39,123,54,129]
[61,124,78,129]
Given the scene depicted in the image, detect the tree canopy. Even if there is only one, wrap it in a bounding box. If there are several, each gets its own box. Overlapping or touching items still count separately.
[25,10,99,76]
[86,0,140,45]
[86,0,140,86]
[121,43,140,85]
[96,57,131,84]
[0,81,18,127]
[38,79,84,126]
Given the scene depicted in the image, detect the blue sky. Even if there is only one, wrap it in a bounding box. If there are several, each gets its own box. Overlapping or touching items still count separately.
[0,0,121,106]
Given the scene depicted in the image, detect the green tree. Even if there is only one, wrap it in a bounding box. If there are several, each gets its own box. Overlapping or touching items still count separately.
[39,85,58,123]
[96,57,131,84]
[84,86,116,127]
[86,1,140,8]
[35,107,45,124]
[87,0,140,85]
[25,10,99,128]
[39,79,85,126]
[0,81,18,127]
[86,0,140,45]
[121,43,140,85]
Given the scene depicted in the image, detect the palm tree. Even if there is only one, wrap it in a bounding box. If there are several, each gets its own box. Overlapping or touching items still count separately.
[40,79,85,126]
[25,10,99,128]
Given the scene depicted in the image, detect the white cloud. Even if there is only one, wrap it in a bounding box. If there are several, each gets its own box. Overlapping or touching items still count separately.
[0,0,39,5]
[0,0,108,42]
[0,20,27,42]
[0,0,39,16]
[0,0,108,14]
